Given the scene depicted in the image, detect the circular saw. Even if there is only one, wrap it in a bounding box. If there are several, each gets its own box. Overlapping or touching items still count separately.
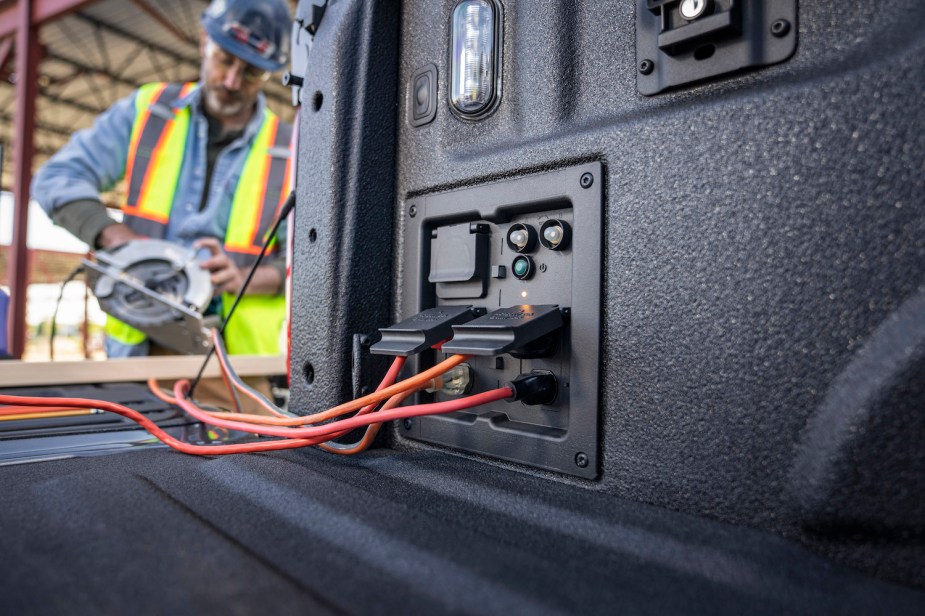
[82,239,219,355]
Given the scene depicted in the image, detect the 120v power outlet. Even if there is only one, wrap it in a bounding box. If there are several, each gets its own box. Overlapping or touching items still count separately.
[396,163,603,479]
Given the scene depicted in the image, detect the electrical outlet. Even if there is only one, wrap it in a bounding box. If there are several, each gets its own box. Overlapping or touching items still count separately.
[397,163,603,478]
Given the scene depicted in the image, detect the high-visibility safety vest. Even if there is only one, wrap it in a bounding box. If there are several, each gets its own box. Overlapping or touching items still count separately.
[105,82,292,355]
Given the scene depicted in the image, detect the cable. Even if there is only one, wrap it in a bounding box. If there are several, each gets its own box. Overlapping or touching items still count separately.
[0,405,93,415]
[5,327,505,455]
[157,327,464,428]
[315,360,415,453]
[319,386,420,455]
[0,392,326,454]
[189,190,296,397]
[49,264,85,361]
[217,359,243,413]
[0,410,98,422]
[153,339,417,454]
[202,327,472,426]
[147,352,408,427]
[152,349,430,454]
[171,381,511,439]
[151,336,413,454]
[147,379,174,405]
[193,329,467,453]
[207,328,287,415]
[211,329,409,422]
[0,387,513,455]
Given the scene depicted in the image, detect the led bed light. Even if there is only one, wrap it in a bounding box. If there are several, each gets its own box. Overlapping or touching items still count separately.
[450,0,502,118]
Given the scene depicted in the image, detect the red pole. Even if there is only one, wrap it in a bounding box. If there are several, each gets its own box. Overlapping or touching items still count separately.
[82,252,90,358]
[7,0,39,359]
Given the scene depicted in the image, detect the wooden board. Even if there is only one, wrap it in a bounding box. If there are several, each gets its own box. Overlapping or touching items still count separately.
[0,355,286,387]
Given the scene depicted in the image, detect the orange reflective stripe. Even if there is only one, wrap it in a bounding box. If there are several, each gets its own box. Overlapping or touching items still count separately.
[263,118,293,244]
[123,83,195,226]
[252,118,292,251]
[123,83,168,209]
[131,117,182,224]
[225,114,280,258]
[178,82,197,99]
[260,119,293,230]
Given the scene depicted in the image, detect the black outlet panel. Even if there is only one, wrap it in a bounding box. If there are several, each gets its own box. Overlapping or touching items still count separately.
[397,163,603,478]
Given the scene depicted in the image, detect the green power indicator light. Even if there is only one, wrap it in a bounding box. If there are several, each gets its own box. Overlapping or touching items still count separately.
[513,258,528,276]
[514,259,530,276]
[512,255,533,279]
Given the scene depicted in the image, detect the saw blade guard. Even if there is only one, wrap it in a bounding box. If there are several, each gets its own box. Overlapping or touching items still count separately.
[84,239,217,354]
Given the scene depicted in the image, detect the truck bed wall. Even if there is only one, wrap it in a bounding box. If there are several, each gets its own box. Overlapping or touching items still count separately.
[289,0,925,586]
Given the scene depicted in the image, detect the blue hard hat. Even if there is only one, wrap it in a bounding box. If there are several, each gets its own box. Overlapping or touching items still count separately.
[202,0,292,72]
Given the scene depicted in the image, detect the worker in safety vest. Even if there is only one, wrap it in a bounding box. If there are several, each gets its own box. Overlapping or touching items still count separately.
[32,0,293,358]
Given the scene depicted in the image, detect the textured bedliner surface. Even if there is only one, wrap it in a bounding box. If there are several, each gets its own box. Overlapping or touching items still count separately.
[1,448,923,615]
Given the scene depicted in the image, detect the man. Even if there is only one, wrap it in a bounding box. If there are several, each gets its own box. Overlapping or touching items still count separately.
[32,0,293,359]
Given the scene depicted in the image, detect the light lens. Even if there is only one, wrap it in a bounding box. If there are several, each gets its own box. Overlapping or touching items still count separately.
[451,0,498,117]
[510,229,527,249]
[506,223,537,253]
[539,219,571,251]
[543,225,562,245]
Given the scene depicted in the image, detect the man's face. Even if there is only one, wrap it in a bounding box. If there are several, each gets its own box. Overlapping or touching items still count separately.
[199,35,269,119]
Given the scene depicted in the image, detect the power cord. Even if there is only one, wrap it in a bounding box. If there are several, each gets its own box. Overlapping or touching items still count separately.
[188,190,296,396]
[49,264,86,361]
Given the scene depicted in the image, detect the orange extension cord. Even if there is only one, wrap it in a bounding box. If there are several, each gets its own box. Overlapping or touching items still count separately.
[0,326,508,455]
[0,387,512,456]
[147,349,409,426]
[148,354,419,454]
[148,329,470,429]
[207,357,469,426]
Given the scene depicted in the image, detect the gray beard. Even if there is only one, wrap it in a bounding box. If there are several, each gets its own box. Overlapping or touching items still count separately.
[205,89,246,117]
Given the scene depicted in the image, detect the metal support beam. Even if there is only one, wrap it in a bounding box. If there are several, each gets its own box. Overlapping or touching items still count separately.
[69,12,293,109]
[0,0,98,38]
[0,37,12,72]
[8,0,40,358]
[73,11,201,71]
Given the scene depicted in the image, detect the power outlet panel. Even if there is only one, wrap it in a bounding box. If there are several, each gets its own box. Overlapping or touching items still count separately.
[397,163,603,478]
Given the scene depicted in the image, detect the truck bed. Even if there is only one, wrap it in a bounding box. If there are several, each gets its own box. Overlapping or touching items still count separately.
[2,447,923,614]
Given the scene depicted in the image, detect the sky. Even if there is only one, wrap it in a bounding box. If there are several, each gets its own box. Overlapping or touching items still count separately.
[0,192,90,253]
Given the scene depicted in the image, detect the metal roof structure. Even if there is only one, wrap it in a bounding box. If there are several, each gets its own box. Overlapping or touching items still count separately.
[0,0,298,357]
[0,0,296,194]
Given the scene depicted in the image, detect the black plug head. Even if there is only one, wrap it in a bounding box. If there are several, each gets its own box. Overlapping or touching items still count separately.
[507,370,558,406]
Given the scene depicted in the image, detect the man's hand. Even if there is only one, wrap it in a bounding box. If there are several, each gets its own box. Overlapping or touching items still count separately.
[194,238,284,296]
[195,237,246,295]
[97,223,141,250]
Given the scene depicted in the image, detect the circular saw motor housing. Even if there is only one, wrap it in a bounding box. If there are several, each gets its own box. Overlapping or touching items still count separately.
[87,239,216,354]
